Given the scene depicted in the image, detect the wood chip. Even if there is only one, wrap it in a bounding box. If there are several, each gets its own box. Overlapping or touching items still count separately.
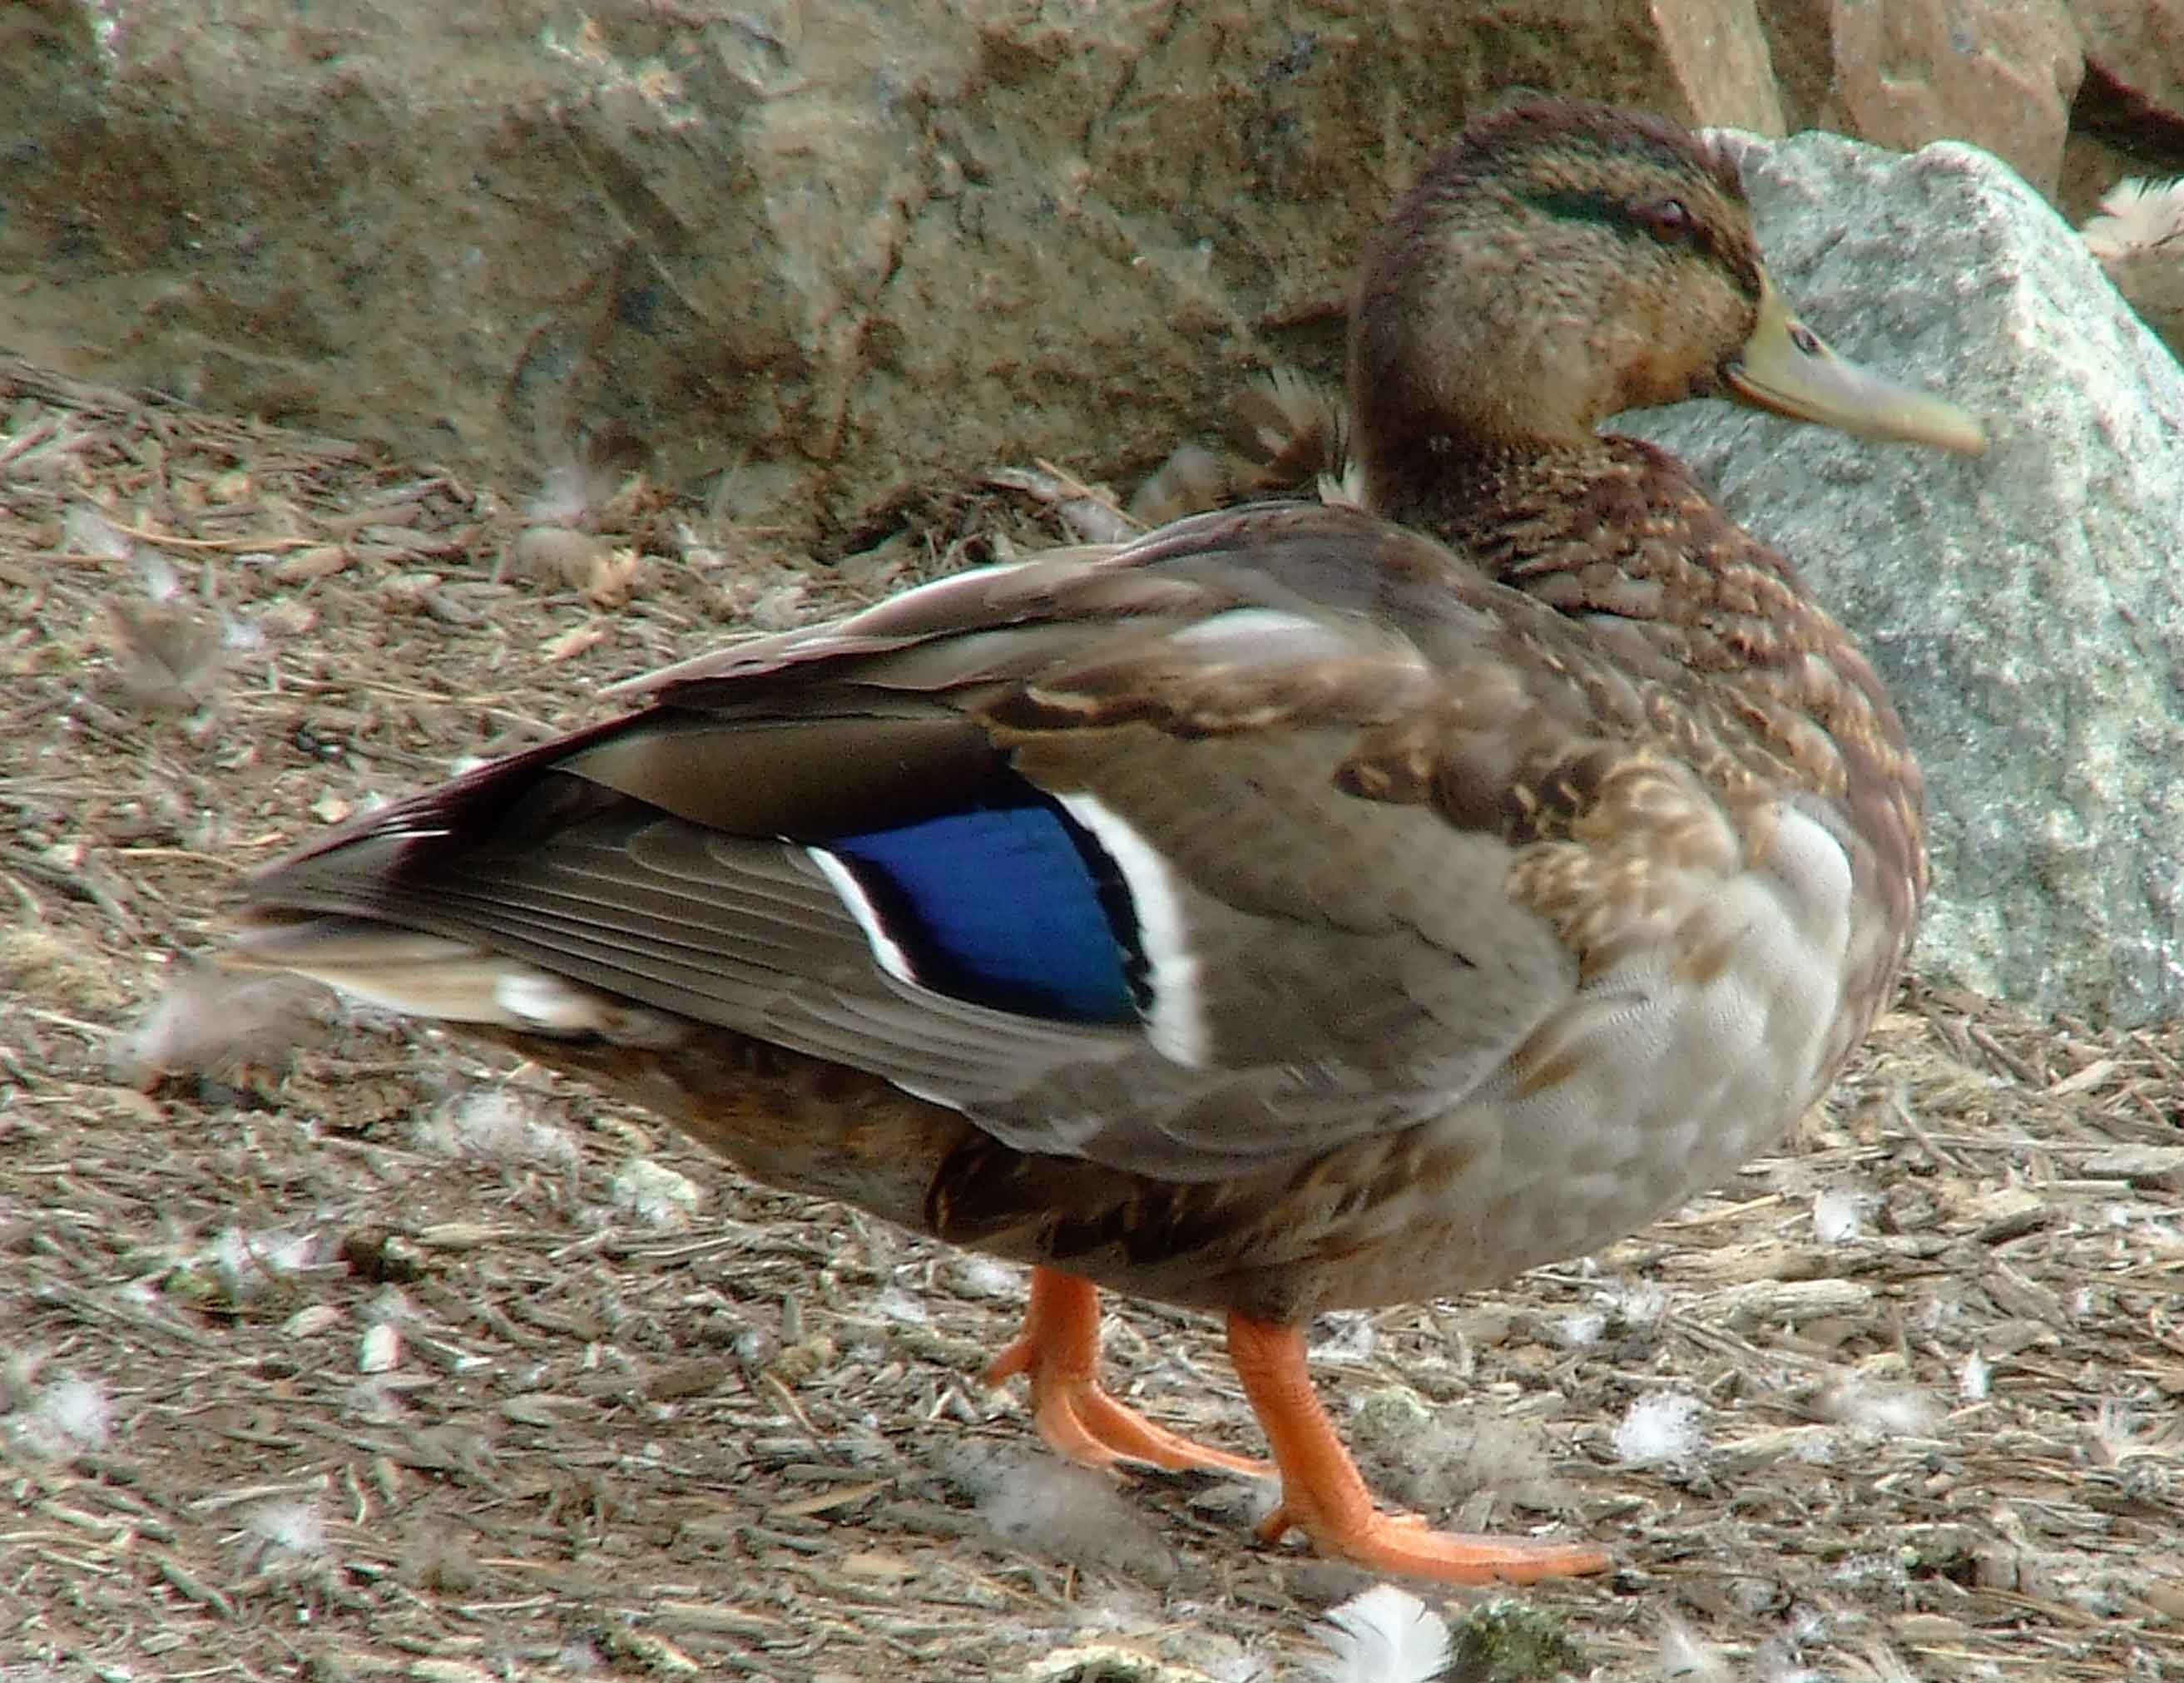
[2079,1146,2184,1190]
[542,621,607,663]
[359,1323,402,1374]
[273,542,354,582]
[770,1480,889,1519]
[282,1304,342,1339]
[1692,1276,1876,1329]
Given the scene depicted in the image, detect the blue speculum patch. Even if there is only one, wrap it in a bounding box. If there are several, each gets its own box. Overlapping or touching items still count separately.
[823,793,1146,1022]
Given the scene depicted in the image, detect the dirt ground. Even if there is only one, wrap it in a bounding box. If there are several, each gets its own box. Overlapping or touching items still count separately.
[3,356,2182,1682]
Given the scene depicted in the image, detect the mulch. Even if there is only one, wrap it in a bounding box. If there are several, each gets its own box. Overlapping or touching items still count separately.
[3,358,2181,1681]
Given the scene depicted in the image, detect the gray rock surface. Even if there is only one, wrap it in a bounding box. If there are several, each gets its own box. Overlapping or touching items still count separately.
[1625,131,2184,1025]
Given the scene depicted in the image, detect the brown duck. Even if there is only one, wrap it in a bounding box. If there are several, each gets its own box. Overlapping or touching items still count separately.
[230,99,1983,1582]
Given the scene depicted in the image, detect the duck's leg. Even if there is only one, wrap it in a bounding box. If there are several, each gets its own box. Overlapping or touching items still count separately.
[1226,1314,1611,1584]
[983,1268,1270,1477]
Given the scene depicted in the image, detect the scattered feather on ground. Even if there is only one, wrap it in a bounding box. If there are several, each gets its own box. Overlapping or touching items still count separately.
[1310,1584,1449,1683]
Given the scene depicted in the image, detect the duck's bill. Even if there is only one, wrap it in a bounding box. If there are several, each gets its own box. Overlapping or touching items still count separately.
[1726,277,1987,456]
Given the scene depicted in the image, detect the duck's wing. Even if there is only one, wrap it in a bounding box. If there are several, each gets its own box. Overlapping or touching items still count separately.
[235,502,1676,1183]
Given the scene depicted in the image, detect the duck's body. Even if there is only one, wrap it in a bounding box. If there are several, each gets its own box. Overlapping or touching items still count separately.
[230,100,1981,1582]
[248,499,1879,1320]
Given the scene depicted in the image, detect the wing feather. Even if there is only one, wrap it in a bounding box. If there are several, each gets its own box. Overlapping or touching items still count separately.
[240,502,1627,1181]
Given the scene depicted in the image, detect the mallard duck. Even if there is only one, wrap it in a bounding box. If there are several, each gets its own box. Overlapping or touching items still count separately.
[229,99,1983,1583]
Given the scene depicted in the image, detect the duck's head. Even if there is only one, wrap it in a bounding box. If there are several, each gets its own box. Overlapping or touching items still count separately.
[1349,100,1984,483]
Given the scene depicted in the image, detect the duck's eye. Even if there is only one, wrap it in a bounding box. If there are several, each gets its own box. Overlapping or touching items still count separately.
[1633,197,1696,241]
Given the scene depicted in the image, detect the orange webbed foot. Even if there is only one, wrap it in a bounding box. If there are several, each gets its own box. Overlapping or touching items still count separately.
[1228,1314,1610,1585]
[983,1268,1270,1478]
[1252,1500,1611,1583]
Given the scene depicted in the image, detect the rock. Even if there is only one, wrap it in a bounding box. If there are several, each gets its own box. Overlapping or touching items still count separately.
[0,0,1783,547]
[1623,131,2184,1025]
[2068,0,2184,127]
[1760,0,2085,193]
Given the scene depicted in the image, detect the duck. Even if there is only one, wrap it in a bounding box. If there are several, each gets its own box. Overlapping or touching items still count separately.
[227,98,1983,1584]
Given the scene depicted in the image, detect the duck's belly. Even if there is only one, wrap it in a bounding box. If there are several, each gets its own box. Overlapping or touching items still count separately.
[1301,973,1840,1314]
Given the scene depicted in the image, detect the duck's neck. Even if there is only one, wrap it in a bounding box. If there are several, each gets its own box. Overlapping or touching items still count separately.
[1360,423,1839,656]
[1358,425,1626,570]
[1367,412,1927,937]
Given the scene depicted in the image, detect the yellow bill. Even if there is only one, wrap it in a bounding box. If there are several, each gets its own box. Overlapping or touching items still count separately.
[1726,274,1987,456]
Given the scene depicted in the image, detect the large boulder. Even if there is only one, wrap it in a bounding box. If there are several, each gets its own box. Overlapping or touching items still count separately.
[0,0,1789,546]
[1760,0,2083,194]
[2067,0,2184,129]
[1625,131,2184,1025]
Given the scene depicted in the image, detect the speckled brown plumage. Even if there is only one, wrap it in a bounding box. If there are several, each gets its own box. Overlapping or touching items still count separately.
[1370,433,1928,1055]
[226,97,1983,1583]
